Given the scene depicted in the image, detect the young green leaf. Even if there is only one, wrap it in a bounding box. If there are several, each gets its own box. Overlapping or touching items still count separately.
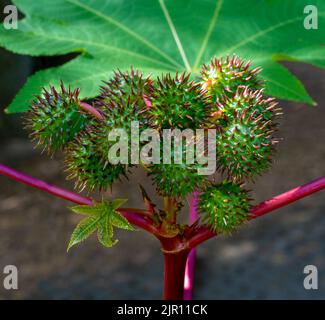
[69,204,100,216]
[97,216,118,248]
[67,198,136,251]
[111,198,128,210]
[67,217,99,251]
[1,0,323,112]
[110,211,136,231]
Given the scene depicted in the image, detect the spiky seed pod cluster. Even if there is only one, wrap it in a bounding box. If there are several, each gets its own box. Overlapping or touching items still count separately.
[97,68,152,124]
[25,58,282,231]
[65,127,126,192]
[198,181,251,233]
[215,87,281,181]
[26,83,88,153]
[147,73,210,130]
[201,55,262,103]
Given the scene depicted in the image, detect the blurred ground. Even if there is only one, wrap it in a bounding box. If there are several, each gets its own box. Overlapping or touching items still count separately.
[0,49,325,298]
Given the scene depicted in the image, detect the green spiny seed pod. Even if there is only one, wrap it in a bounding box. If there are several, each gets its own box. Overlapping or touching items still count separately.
[97,68,152,119]
[211,86,279,128]
[148,162,205,197]
[99,95,146,128]
[93,97,147,172]
[26,83,88,153]
[65,127,126,192]
[147,73,210,130]
[198,180,251,233]
[216,109,279,181]
[147,141,206,197]
[215,86,282,180]
[201,55,262,102]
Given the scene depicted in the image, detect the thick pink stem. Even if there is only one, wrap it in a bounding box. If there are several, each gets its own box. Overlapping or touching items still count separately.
[183,191,199,300]
[0,164,159,235]
[163,250,189,300]
[250,176,325,218]
[188,175,325,249]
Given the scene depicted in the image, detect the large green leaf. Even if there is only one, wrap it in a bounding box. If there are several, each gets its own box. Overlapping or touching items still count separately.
[1,0,324,112]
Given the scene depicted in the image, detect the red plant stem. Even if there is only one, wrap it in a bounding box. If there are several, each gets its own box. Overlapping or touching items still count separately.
[157,234,191,300]
[188,175,325,249]
[2,162,325,244]
[119,210,160,235]
[0,163,93,206]
[250,176,325,218]
[183,191,199,300]
[79,101,104,120]
[163,250,190,300]
[0,163,159,235]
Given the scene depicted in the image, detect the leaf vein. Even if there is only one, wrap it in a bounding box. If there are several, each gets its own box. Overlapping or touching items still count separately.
[194,0,223,68]
[65,0,182,68]
[220,13,324,56]
[159,0,191,71]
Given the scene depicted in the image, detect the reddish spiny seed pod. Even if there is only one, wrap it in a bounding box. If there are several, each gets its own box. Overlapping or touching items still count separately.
[215,87,282,181]
[201,55,263,102]
[211,85,280,128]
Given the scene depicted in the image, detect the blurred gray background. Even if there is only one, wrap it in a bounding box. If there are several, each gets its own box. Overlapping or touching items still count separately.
[0,0,324,300]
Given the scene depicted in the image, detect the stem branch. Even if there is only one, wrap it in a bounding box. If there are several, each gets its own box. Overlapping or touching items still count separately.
[188,175,325,249]
[163,196,177,223]
[0,163,93,205]
[0,163,159,235]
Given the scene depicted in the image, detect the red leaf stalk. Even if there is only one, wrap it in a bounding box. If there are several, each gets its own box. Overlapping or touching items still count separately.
[188,175,325,249]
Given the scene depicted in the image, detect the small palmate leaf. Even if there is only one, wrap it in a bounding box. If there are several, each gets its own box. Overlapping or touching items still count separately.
[1,0,324,112]
[67,198,135,250]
